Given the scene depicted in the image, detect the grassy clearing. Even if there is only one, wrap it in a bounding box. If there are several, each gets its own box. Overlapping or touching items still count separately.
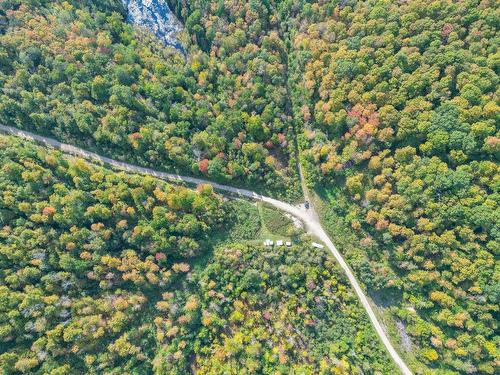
[258,202,295,237]
[224,200,263,241]
[211,199,303,247]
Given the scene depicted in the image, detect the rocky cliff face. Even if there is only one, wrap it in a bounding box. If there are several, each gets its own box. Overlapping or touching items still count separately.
[122,0,184,52]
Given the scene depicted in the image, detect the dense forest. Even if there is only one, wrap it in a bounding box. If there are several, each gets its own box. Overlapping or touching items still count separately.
[0,0,300,200]
[286,0,499,373]
[1,0,499,374]
[0,134,225,373]
[0,135,394,374]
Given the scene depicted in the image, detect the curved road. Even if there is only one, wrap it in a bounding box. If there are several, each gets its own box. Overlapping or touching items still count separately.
[0,124,413,375]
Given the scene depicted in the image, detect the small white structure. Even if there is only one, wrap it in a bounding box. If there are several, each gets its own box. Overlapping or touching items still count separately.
[276,240,283,247]
[264,239,274,247]
[285,241,292,247]
[312,242,324,249]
